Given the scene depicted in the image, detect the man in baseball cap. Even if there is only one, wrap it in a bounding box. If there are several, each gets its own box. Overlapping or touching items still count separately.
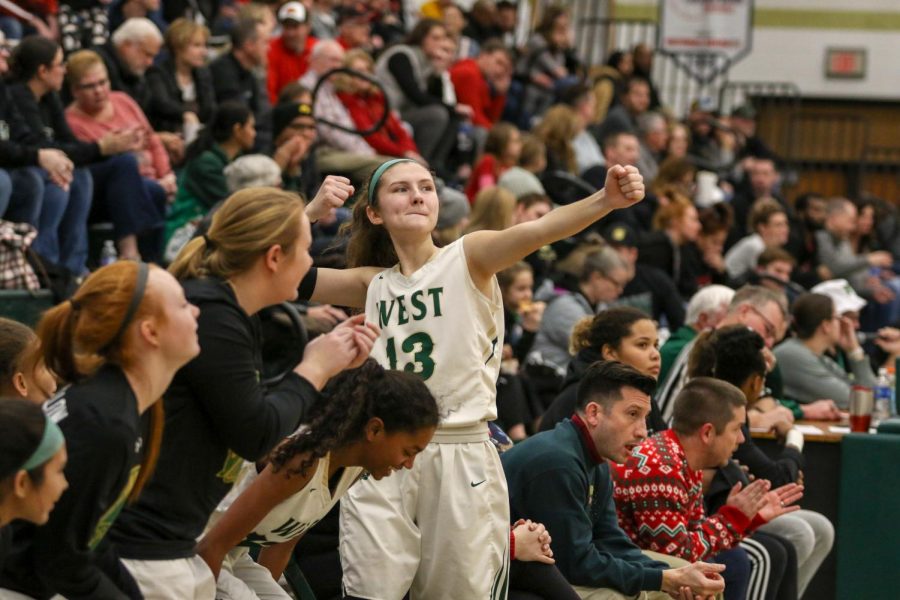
[267,1,317,102]
[604,223,686,330]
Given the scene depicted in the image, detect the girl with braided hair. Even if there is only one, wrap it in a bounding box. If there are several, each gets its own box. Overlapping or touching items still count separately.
[196,359,439,600]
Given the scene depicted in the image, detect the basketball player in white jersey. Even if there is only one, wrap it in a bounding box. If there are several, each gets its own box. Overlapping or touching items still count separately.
[304,158,645,599]
[197,361,439,599]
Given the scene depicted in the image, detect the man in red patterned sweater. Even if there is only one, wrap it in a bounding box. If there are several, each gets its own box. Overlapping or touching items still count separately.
[612,377,804,562]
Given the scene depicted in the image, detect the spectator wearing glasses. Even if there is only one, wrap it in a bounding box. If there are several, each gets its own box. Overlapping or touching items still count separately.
[6,36,151,274]
[526,246,630,378]
[65,49,173,262]
[4,36,92,276]
[94,18,162,115]
[656,285,788,423]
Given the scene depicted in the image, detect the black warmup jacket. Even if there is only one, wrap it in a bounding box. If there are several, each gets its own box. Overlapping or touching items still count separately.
[0,366,145,599]
[108,277,320,560]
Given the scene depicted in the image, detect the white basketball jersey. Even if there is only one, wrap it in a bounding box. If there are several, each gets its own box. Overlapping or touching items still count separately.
[365,237,504,428]
[213,453,362,549]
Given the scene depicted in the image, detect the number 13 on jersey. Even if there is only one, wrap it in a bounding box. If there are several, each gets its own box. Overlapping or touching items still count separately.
[385,332,435,380]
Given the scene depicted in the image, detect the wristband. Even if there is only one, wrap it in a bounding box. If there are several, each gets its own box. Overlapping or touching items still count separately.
[786,428,804,452]
[848,347,865,362]
[509,531,516,561]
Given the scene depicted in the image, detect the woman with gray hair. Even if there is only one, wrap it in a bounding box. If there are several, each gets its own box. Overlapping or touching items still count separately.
[224,154,283,192]
[526,245,631,377]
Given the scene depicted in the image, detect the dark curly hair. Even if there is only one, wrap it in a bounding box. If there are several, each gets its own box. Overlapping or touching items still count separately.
[687,324,766,388]
[269,359,439,476]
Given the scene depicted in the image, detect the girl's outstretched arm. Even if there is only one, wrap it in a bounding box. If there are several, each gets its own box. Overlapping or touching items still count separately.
[309,267,382,309]
[464,165,644,288]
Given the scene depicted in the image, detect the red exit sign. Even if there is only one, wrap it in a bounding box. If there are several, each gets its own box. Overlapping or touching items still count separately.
[825,48,867,79]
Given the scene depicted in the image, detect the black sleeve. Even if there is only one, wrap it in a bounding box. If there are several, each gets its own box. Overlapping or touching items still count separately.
[651,269,686,330]
[298,267,317,301]
[0,87,40,167]
[210,59,243,104]
[146,67,187,125]
[647,396,667,435]
[512,329,536,363]
[30,412,135,599]
[184,301,321,461]
[194,66,217,124]
[387,53,440,107]
[732,424,804,488]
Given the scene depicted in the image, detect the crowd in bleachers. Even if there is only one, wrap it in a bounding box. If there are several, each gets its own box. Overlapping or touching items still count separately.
[1,1,899,599]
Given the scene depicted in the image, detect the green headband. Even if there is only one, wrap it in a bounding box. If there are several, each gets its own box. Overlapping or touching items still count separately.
[367,158,416,206]
[21,415,64,471]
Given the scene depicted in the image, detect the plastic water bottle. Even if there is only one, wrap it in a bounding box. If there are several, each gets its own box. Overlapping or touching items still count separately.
[99,240,118,266]
[873,367,892,425]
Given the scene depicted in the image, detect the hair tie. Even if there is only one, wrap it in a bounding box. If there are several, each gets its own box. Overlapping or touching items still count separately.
[21,415,65,471]
[101,262,150,353]
[69,298,81,311]
[367,158,416,206]
[202,234,215,250]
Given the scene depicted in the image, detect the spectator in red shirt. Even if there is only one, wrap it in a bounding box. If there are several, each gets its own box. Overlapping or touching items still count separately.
[465,122,521,202]
[336,49,426,164]
[449,39,512,140]
[267,2,316,104]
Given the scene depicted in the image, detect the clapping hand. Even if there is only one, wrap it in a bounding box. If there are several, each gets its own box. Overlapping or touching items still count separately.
[757,483,804,522]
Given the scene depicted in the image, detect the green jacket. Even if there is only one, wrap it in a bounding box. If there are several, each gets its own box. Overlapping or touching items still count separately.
[165,145,231,243]
[501,419,667,594]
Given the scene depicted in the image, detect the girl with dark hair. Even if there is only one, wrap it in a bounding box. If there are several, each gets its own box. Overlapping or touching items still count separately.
[297,158,643,598]
[539,306,665,433]
[516,6,579,123]
[775,292,876,407]
[0,398,67,569]
[373,19,460,169]
[7,38,162,267]
[164,101,255,251]
[683,201,736,292]
[0,262,201,599]
[4,35,92,275]
[690,325,835,600]
[106,188,378,599]
[0,318,57,403]
[465,122,522,202]
[495,262,545,441]
[197,359,439,598]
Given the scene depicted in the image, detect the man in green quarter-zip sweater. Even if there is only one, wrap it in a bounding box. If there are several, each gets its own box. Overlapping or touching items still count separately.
[502,361,726,599]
